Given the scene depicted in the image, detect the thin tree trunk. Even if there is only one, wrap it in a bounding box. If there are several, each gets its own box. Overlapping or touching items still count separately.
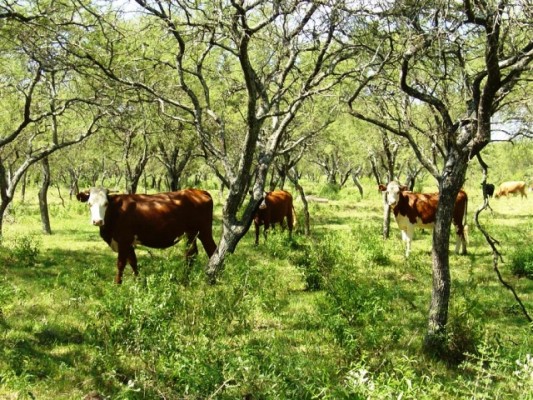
[20,172,27,203]
[287,168,310,235]
[39,157,52,235]
[382,193,391,239]
[424,155,467,353]
[297,185,310,236]
[351,166,364,198]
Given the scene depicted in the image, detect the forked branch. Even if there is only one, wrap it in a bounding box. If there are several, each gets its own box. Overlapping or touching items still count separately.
[475,155,532,323]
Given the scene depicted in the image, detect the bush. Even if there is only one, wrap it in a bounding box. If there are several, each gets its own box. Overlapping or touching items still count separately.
[319,182,341,199]
[352,226,390,266]
[10,234,41,267]
[445,299,483,364]
[290,233,343,291]
[317,264,395,353]
[509,247,533,279]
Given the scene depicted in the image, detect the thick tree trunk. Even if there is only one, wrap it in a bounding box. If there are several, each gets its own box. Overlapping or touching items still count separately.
[424,154,468,353]
[205,223,248,283]
[39,157,52,235]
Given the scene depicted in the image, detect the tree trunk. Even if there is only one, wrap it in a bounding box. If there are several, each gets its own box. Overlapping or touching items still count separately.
[205,222,248,283]
[0,159,10,240]
[39,157,52,235]
[382,192,391,239]
[294,185,310,236]
[20,172,27,203]
[424,154,468,354]
[351,167,364,198]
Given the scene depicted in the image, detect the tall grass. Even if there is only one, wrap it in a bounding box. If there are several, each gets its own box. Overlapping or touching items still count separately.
[0,183,532,399]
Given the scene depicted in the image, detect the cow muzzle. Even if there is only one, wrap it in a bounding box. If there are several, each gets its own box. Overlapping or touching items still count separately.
[92,219,104,226]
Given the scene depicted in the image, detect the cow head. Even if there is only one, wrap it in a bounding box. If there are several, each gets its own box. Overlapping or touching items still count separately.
[77,187,109,226]
[249,189,269,210]
[378,181,408,207]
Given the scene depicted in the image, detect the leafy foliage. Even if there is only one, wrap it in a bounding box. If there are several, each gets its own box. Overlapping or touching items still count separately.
[509,246,533,279]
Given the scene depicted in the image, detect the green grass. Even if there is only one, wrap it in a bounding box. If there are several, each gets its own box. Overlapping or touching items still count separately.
[1,183,532,399]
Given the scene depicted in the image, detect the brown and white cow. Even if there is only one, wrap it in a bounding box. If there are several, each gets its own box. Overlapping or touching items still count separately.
[253,190,296,245]
[378,181,468,257]
[494,181,527,199]
[77,187,217,283]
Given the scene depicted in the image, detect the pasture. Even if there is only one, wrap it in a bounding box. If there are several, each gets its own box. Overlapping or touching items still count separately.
[1,181,532,399]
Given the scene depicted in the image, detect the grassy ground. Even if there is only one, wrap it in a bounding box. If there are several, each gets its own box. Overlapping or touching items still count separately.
[0,182,532,399]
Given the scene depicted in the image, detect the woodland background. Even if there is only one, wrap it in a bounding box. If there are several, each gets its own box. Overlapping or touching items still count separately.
[1,1,532,398]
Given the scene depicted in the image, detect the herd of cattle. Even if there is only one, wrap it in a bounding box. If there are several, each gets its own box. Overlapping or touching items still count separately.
[76,180,529,283]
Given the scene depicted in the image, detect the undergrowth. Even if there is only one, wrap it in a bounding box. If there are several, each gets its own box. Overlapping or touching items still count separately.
[0,187,531,399]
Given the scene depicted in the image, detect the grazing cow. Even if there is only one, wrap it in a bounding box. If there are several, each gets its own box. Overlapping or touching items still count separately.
[253,190,296,245]
[77,187,217,283]
[378,182,468,257]
[494,181,527,199]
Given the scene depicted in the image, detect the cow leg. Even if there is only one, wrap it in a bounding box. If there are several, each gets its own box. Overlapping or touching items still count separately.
[198,229,217,258]
[287,212,294,239]
[263,221,270,242]
[116,250,128,284]
[401,228,414,257]
[185,232,199,259]
[183,233,199,283]
[127,247,139,277]
[455,228,467,255]
[254,222,260,245]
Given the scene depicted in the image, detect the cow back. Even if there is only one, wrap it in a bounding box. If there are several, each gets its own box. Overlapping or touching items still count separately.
[256,190,293,224]
[103,189,214,249]
[395,191,439,225]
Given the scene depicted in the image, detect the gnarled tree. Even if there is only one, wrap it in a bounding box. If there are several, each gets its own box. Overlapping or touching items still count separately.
[347,0,533,353]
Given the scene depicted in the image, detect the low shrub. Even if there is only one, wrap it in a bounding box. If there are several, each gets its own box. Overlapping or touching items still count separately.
[319,182,341,199]
[9,234,41,267]
[290,233,343,291]
[318,264,394,353]
[509,246,533,279]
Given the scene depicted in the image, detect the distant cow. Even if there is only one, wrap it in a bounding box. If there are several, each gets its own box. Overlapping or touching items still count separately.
[77,188,217,283]
[253,190,296,245]
[378,181,468,257]
[494,181,527,199]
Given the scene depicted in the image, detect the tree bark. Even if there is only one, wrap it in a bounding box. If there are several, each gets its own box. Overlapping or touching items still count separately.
[351,166,364,198]
[382,193,391,240]
[205,220,249,284]
[38,157,52,235]
[424,153,468,353]
[288,169,310,236]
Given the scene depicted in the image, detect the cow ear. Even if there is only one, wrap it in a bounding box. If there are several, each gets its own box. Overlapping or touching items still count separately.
[399,185,409,192]
[378,184,386,192]
[76,191,90,203]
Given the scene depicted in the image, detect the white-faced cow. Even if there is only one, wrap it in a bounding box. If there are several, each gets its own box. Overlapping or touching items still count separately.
[77,187,217,283]
[253,190,296,245]
[378,181,468,257]
[494,181,527,199]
